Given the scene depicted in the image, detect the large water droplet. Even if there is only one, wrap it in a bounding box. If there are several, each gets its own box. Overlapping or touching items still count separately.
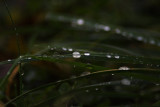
[72,52,81,58]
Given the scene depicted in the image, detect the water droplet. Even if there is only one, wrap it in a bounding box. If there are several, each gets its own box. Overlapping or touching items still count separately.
[77,19,84,25]
[50,48,54,50]
[19,56,23,58]
[81,71,91,76]
[119,66,130,70]
[114,55,120,59]
[95,88,99,91]
[72,52,81,58]
[8,59,12,62]
[48,45,51,49]
[128,33,133,38]
[122,32,127,36]
[111,74,114,75]
[150,40,155,44]
[84,53,90,56]
[121,79,131,85]
[106,55,112,58]
[21,73,24,76]
[85,90,89,92]
[115,28,121,34]
[62,47,67,51]
[103,26,110,31]
[28,57,32,60]
[137,36,143,41]
[68,48,73,51]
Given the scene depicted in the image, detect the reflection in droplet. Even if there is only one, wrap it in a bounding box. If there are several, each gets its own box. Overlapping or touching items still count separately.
[72,52,81,58]
[84,53,90,56]
[106,55,111,58]
[95,88,99,91]
[119,66,130,70]
[114,55,120,59]
[121,79,131,85]
[77,19,84,25]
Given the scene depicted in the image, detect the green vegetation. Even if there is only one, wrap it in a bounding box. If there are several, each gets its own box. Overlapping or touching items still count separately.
[0,0,160,106]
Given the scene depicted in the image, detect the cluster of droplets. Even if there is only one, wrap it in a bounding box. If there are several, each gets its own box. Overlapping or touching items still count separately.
[46,13,160,46]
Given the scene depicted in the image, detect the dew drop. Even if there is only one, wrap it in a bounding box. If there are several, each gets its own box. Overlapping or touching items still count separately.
[80,71,91,76]
[84,52,90,56]
[77,19,84,25]
[48,45,51,49]
[85,90,89,92]
[106,55,112,58]
[8,59,12,62]
[111,74,114,76]
[114,55,120,59]
[62,47,67,51]
[122,32,127,36]
[50,48,54,50]
[28,57,32,60]
[137,36,143,41]
[119,66,130,70]
[72,52,81,58]
[150,40,155,44]
[115,28,121,34]
[21,73,24,76]
[103,26,110,31]
[68,48,73,51]
[95,88,99,91]
[121,79,131,85]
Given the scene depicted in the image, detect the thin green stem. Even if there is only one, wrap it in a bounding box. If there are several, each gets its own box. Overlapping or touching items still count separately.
[3,0,23,94]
